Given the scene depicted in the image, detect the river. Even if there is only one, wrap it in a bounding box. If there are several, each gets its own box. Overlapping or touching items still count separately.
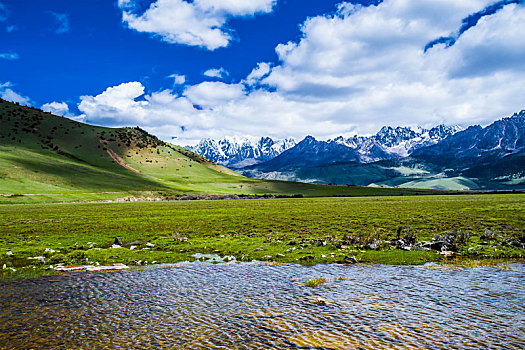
[0,262,523,349]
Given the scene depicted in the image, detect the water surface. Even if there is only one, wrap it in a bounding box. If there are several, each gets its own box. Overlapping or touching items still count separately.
[0,263,524,349]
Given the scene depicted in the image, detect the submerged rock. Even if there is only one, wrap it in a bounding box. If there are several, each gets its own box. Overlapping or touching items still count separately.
[27,256,45,262]
[309,297,329,305]
[439,251,461,258]
[344,256,357,264]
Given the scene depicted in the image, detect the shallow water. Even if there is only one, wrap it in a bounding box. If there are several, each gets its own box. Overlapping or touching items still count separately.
[0,263,524,349]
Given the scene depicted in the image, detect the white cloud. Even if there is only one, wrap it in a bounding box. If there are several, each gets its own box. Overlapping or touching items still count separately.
[184,81,244,107]
[76,81,355,145]
[119,0,277,50]
[245,62,271,85]
[0,52,18,60]
[79,82,196,127]
[261,0,525,127]
[42,101,69,115]
[41,101,85,122]
[168,74,186,85]
[0,82,30,105]
[79,0,525,145]
[203,67,229,79]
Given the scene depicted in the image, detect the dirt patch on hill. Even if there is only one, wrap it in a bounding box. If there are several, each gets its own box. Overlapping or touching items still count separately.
[99,139,140,173]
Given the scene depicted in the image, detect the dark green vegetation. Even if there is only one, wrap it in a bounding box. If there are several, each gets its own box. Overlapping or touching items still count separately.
[243,156,525,191]
[0,98,455,204]
[1,194,523,278]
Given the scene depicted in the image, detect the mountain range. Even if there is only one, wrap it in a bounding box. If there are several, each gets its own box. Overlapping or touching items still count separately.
[188,136,296,168]
[188,124,462,168]
[189,111,525,190]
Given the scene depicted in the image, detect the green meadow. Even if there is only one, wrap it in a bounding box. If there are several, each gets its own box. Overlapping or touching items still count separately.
[1,194,523,278]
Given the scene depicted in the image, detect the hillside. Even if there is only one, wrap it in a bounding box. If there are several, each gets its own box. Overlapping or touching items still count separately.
[0,99,448,202]
[0,98,252,195]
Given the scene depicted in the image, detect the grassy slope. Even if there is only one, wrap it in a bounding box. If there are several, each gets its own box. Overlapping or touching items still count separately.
[0,99,453,203]
[1,194,523,278]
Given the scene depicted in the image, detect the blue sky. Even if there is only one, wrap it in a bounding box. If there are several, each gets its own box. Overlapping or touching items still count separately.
[1,0,524,144]
[1,0,365,103]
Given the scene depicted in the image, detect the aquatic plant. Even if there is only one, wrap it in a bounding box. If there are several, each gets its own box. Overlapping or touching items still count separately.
[305,278,326,287]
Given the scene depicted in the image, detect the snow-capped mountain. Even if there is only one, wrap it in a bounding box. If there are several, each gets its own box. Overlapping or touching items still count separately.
[249,136,361,172]
[189,124,461,168]
[412,110,525,163]
[187,136,296,168]
[331,124,462,162]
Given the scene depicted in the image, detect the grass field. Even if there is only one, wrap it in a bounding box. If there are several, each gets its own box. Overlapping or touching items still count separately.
[1,194,523,278]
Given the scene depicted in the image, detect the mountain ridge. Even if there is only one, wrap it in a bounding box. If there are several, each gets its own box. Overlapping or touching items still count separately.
[189,123,463,167]
[235,110,525,190]
[187,136,296,168]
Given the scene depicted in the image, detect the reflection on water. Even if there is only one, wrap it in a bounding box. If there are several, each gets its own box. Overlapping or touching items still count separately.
[0,263,524,349]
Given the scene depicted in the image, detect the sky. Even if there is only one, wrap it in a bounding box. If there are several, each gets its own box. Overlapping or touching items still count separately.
[1,0,524,145]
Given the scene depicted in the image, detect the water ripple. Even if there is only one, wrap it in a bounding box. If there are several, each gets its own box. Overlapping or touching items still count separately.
[0,263,524,349]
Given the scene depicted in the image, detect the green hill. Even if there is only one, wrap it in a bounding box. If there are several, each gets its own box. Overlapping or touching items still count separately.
[0,99,454,203]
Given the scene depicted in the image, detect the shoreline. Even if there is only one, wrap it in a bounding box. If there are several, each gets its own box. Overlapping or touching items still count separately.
[2,257,524,281]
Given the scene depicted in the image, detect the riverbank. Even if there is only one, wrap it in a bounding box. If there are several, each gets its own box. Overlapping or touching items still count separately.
[1,194,524,279]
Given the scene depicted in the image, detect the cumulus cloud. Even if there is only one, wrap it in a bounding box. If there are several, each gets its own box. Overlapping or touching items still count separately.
[425,0,523,52]
[203,67,229,79]
[0,52,18,60]
[119,0,277,50]
[77,81,341,145]
[78,82,196,127]
[0,82,30,105]
[245,62,271,85]
[184,81,244,108]
[41,101,85,122]
[50,12,70,34]
[80,0,525,145]
[261,0,525,127]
